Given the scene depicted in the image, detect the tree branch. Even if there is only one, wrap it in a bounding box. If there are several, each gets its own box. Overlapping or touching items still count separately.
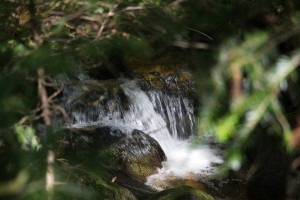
[38,68,51,126]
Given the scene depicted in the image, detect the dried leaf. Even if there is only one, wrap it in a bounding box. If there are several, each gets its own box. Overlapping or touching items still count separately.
[111,176,117,183]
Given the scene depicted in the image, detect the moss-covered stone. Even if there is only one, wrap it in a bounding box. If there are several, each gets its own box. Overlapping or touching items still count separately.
[92,176,137,200]
[125,55,194,94]
[109,129,166,182]
[54,164,137,200]
[148,185,214,200]
[126,55,186,76]
[58,127,166,184]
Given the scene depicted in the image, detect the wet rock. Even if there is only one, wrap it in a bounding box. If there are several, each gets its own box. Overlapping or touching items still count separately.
[54,163,137,200]
[61,80,130,124]
[148,185,214,200]
[125,55,195,96]
[93,177,137,200]
[58,126,166,183]
[111,129,166,182]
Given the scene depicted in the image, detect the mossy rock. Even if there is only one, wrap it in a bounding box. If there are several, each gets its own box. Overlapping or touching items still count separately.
[125,55,194,94]
[92,176,137,200]
[125,55,186,76]
[148,185,214,200]
[57,127,166,183]
[53,164,137,200]
[109,129,166,182]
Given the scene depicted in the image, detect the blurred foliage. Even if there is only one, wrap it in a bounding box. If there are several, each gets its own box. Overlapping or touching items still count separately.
[14,125,41,151]
[1,0,300,199]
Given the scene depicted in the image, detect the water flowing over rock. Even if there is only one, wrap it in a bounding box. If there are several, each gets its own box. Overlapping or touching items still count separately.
[147,91,194,139]
[60,78,223,192]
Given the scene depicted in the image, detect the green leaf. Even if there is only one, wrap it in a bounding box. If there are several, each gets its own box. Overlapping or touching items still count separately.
[14,125,41,151]
[215,114,239,142]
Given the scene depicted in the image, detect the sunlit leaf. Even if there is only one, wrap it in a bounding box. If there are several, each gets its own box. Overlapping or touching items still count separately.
[215,114,239,142]
[14,125,41,151]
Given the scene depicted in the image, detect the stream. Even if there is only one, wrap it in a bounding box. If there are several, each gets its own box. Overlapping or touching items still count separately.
[62,78,224,192]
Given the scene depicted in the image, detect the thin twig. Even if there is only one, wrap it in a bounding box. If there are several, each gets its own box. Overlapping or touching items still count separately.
[80,15,100,22]
[169,0,185,6]
[185,27,213,41]
[172,40,209,49]
[53,105,70,123]
[45,75,54,83]
[43,82,60,87]
[121,6,146,12]
[65,7,87,21]
[95,3,119,39]
[46,150,55,199]
[16,106,42,125]
[230,63,243,104]
[48,87,64,101]
[271,99,292,142]
[17,116,30,125]
[96,2,113,8]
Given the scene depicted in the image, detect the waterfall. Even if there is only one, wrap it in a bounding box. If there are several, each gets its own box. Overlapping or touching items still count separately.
[147,91,195,140]
[63,79,223,191]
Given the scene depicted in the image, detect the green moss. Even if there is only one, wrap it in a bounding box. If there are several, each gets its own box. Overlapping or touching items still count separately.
[125,55,194,93]
[54,165,137,200]
[125,153,159,182]
[109,147,161,182]
[148,185,214,200]
[126,55,187,75]
[90,173,137,200]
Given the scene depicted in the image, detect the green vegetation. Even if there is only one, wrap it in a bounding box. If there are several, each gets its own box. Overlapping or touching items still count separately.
[1,0,300,199]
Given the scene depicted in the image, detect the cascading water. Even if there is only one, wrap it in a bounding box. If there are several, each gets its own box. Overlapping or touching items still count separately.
[63,79,223,191]
[147,91,194,140]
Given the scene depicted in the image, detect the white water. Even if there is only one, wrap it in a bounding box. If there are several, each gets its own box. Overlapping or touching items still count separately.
[64,79,223,191]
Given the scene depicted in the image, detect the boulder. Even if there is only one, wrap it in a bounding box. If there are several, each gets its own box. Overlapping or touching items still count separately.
[58,126,166,183]
[111,129,166,182]
[61,79,130,124]
[53,163,137,200]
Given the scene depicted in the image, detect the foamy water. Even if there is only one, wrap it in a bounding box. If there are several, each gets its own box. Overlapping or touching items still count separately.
[145,138,223,190]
